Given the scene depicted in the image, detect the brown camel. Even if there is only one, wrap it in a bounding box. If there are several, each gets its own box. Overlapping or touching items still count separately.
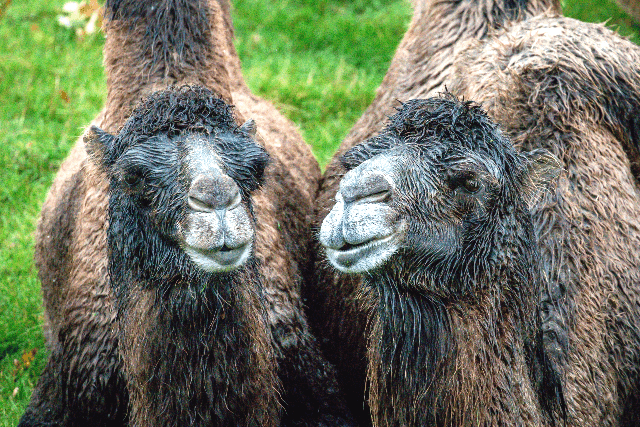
[320,93,563,426]
[20,0,353,425]
[309,0,640,425]
[615,0,640,24]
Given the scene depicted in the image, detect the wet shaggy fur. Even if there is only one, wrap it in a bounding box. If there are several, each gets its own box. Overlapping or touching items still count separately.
[342,97,564,426]
[104,0,211,70]
[22,0,353,426]
[309,0,640,426]
[614,0,640,23]
[91,86,277,426]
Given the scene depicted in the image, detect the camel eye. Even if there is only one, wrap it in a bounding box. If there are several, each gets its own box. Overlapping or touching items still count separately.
[124,173,141,187]
[463,177,481,193]
[121,164,145,188]
[448,171,482,194]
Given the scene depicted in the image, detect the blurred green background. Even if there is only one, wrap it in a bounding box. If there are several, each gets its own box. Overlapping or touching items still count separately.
[0,0,638,423]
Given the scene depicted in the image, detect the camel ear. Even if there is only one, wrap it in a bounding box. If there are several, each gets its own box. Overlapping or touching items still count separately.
[84,126,116,171]
[240,119,257,137]
[521,149,561,210]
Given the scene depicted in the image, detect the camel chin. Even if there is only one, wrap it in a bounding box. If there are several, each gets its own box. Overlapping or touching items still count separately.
[183,242,252,273]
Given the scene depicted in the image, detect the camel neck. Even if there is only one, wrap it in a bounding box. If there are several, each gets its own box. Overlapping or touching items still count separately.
[366,278,556,426]
[116,266,279,427]
[101,0,239,129]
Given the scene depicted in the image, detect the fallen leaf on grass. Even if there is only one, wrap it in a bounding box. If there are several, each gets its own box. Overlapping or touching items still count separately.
[79,0,101,19]
[12,348,38,377]
[0,0,12,20]
[60,90,70,103]
[57,0,103,38]
[22,348,37,368]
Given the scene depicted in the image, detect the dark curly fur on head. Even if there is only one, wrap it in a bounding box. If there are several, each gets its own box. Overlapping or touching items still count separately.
[86,86,269,296]
[332,95,565,425]
[91,85,268,192]
[94,86,268,186]
[342,96,519,177]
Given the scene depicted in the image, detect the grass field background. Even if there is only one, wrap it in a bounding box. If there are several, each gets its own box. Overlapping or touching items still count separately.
[0,0,638,423]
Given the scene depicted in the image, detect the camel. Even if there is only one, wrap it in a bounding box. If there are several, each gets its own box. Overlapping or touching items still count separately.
[615,0,640,24]
[320,93,563,426]
[309,0,640,425]
[20,0,353,425]
[84,85,278,426]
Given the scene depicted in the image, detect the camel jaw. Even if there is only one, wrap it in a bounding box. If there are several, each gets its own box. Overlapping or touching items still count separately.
[323,234,400,274]
[320,188,403,274]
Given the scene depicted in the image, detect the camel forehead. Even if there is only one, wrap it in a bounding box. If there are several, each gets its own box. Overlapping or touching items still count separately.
[176,128,268,193]
[343,97,520,175]
[182,133,225,174]
[394,127,517,171]
[354,141,505,180]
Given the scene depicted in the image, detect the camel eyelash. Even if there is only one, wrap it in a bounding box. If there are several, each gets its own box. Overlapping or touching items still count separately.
[446,171,482,193]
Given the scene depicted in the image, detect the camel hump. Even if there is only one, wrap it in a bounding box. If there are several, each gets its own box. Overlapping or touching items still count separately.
[102,0,235,123]
[104,0,211,61]
[453,17,640,183]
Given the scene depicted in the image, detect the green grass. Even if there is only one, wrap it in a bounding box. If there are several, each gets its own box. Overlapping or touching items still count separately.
[563,0,640,43]
[0,0,106,423]
[234,0,411,164]
[0,0,638,424]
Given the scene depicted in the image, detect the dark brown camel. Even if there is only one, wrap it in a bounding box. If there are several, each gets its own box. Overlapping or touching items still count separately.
[615,0,640,24]
[20,0,353,425]
[320,94,562,426]
[309,0,640,425]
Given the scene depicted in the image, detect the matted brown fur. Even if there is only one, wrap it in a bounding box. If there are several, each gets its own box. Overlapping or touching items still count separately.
[117,272,278,426]
[615,0,640,23]
[25,0,327,425]
[309,0,640,425]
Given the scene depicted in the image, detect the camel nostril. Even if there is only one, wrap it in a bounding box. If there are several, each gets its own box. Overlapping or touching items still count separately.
[341,171,392,204]
[188,174,241,212]
[187,195,214,212]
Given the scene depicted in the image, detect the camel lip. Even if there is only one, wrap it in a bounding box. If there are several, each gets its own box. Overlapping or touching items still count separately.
[324,233,397,273]
[184,242,252,272]
[203,244,248,262]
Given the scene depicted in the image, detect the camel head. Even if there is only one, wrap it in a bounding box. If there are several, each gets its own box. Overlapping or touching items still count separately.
[86,86,269,280]
[320,95,560,298]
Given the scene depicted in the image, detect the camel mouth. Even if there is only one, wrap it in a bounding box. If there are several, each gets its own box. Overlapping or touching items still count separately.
[184,242,252,273]
[324,233,398,274]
